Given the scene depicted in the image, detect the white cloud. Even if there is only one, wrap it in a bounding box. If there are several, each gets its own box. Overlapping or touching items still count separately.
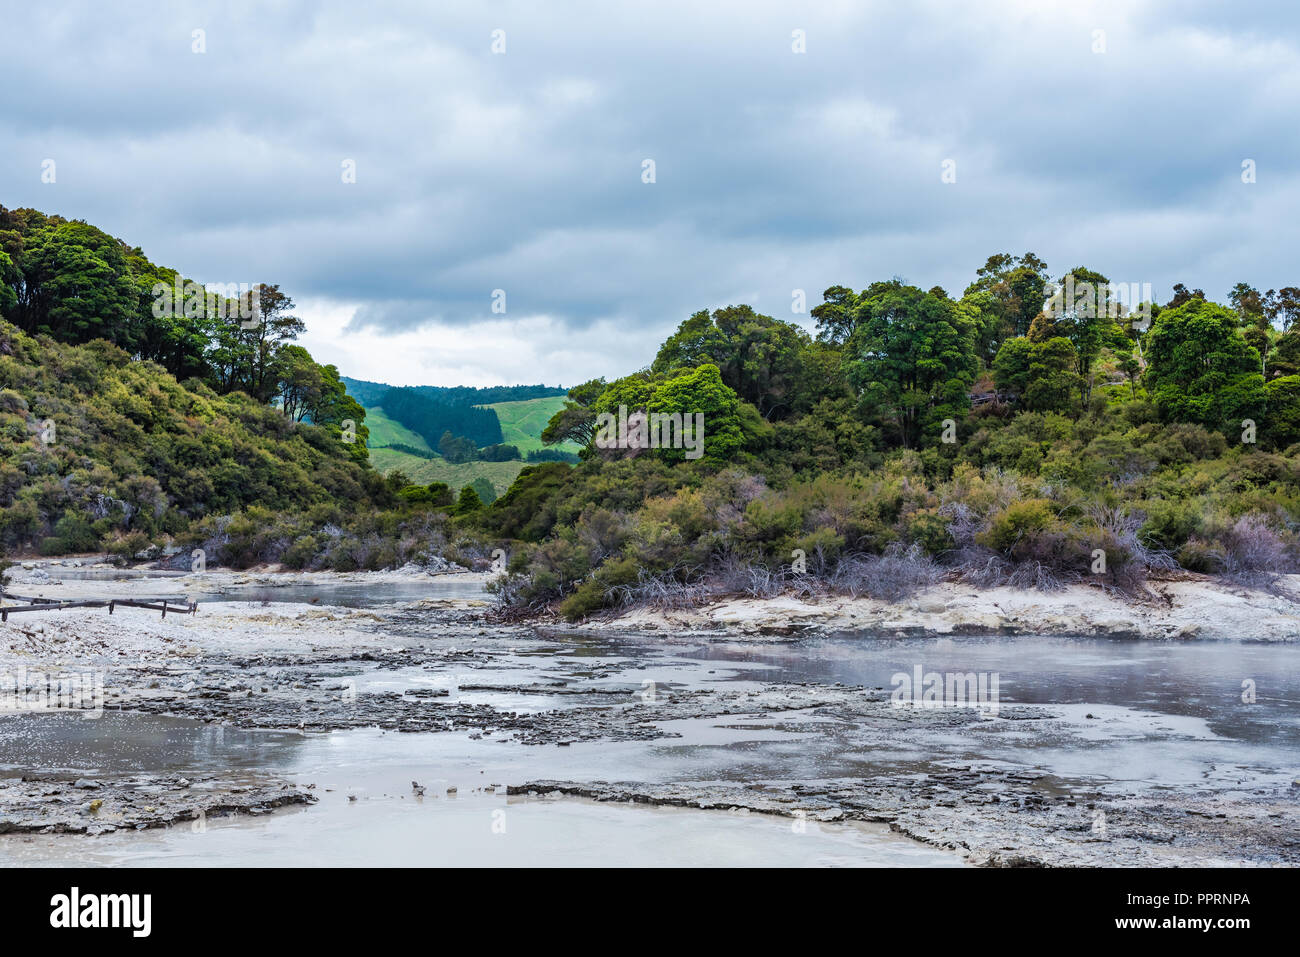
[298,299,635,387]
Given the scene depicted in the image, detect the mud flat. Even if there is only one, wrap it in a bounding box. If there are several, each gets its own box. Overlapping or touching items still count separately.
[0,773,315,835]
[511,773,1300,867]
[1,566,1297,866]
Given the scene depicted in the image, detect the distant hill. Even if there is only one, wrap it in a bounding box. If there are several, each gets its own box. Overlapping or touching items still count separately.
[349,383,580,492]
[339,377,571,458]
[363,407,432,454]
[483,395,581,456]
[340,377,566,407]
[368,448,529,495]
[379,387,503,449]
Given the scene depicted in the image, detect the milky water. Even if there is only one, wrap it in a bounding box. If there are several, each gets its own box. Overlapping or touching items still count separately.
[0,713,956,866]
[2,584,1298,866]
[683,634,1300,789]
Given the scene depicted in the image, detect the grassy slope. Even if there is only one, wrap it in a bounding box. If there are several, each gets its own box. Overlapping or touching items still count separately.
[480,395,580,455]
[363,395,576,493]
[364,406,432,453]
[367,448,528,495]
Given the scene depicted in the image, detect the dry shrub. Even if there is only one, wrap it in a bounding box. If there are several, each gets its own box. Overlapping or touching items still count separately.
[828,543,942,601]
[607,568,717,612]
[1218,515,1295,591]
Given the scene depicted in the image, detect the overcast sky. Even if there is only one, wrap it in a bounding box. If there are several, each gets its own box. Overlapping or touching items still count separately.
[3,0,1298,386]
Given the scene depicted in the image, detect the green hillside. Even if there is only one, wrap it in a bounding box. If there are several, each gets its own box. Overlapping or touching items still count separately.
[364,406,432,454]
[369,448,527,494]
[480,395,580,456]
[363,394,578,494]
[0,320,384,557]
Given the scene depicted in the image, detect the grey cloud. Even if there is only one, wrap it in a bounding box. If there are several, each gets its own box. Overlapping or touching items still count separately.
[2,0,1299,383]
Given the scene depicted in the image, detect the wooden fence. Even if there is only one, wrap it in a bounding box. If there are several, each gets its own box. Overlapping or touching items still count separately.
[0,590,198,622]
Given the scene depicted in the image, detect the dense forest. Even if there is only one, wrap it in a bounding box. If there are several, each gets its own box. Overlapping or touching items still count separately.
[0,320,391,560]
[348,378,576,463]
[0,206,382,563]
[0,207,543,568]
[475,256,1300,619]
[377,387,504,451]
[0,206,361,428]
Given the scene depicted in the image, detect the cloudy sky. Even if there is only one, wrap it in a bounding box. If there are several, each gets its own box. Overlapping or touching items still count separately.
[3,0,1298,386]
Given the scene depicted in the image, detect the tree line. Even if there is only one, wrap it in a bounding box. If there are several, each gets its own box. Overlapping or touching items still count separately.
[0,206,361,437]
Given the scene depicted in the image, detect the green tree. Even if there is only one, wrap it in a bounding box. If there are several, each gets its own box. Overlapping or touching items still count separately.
[131,262,214,381]
[843,281,978,448]
[1230,282,1267,329]
[0,249,18,319]
[1143,298,1265,434]
[454,484,484,514]
[1269,331,1300,377]
[438,430,478,463]
[963,252,1050,339]
[992,336,1081,413]
[652,305,810,420]
[590,364,747,464]
[1264,287,1300,332]
[1263,375,1300,449]
[470,476,498,505]
[237,284,305,401]
[276,345,325,422]
[811,285,858,344]
[1166,283,1205,309]
[646,363,745,463]
[541,377,605,447]
[1243,327,1271,377]
[1034,267,1119,405]
[18,221,136,344]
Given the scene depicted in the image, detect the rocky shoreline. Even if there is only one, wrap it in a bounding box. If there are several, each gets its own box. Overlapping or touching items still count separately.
[9,557,1299,643]
[577,575,1300,642]
[508,778,1300,868]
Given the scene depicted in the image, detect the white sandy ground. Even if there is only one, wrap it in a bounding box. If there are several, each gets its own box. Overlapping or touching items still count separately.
[0,601,442,662]
[2,559,1298,659]
[2,558,1298,867]
[0,561,492,661]
[3,557,486,600]
[581,577,1300,641]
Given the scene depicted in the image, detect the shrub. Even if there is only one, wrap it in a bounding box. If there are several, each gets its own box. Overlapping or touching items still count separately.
[282,534,321,570]
[978,499,1055,555]
[906,508,954,556]
[105,530,151,564]
[453,485,483,514]
[829,543,943,601]
[1176,538,1223,573]
[42,514,100,555]
[1216,515,1293,585]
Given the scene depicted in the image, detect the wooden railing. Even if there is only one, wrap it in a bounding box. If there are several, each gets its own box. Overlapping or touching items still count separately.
[0,590,198,621]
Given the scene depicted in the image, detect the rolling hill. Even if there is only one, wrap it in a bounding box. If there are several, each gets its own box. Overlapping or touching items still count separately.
[481,395,581,456]
[356,391,579,494]
[362,406,433,454]
[368,448,529,494]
